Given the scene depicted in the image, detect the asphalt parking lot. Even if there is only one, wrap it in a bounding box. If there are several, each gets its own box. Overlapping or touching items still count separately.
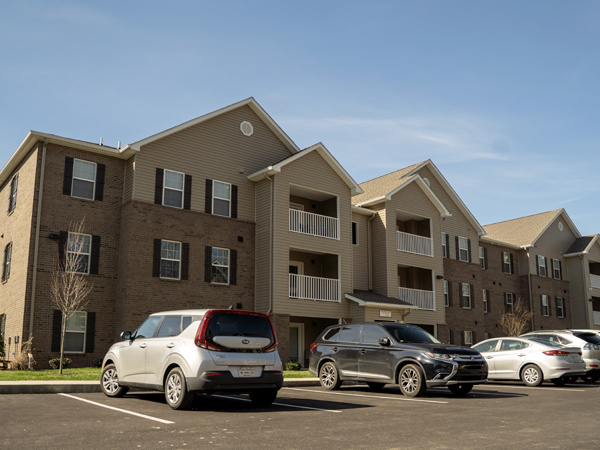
[2,381,599,450]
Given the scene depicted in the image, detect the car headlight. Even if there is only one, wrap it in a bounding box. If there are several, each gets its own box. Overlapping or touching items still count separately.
[425,352,455,361]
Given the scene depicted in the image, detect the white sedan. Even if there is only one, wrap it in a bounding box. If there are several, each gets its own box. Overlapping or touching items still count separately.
[472,337,586,386]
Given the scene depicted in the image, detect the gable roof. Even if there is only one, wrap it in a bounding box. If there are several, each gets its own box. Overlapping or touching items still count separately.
[565,235,600,256]
[482,208,580,249]
[353,159,483,234]
[124,97,299,154]
[247,142,364,195]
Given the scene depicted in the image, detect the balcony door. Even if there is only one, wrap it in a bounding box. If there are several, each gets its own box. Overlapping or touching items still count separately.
[289,323,305,366]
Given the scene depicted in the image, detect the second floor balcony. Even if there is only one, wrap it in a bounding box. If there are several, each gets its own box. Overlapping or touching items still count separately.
[289,209,340,240]
[397,231,433,256]
[398,286,435,311]
[289,273,341,302]
[398,265,435,310]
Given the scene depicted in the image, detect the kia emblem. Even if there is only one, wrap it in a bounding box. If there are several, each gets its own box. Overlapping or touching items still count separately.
[242,339,250,345]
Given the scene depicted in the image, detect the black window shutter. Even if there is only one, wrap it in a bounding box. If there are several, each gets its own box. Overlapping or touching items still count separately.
[448,281,452,306]
[205,179,213,214]
[449,330,453,345]
[472,331,476,345]
[471,284,475,308]
[181,243,190,280]
[536,256,540,275]
[230,249,237,285]
[152,239,162,277]
[510,253,514,274]
[184,175,192,210]
[455,236,459,260]
[484,247,488,269]
[58,231,68,270]
[51,310,62,352]
[558,260,562,280]
[85,312,95,353]
[501,252,505,272]
[562,298,567,318]
[90,235,101,275]
[63,157,74,195]
[467,239,472,262]
[231,185,238,219]
[461,332,465,345]
[205,246,212,282]
[95,164,105,201]
[154,168,164,205]
[445,234,450,258]
[544,257,548,277]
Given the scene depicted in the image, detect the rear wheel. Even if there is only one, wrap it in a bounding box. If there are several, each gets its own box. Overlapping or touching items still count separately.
[398,364,426,397]
[249,389,278,407]
[448,384,473,395]
[366,382,386,391]
[580,373,600,384]
[101,364,129,398]
[521,364,543,387]
[319,361,342,390]
[165,367,194,410]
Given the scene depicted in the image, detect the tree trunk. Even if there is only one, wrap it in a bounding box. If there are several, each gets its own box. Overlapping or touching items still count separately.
[59,316,66,375]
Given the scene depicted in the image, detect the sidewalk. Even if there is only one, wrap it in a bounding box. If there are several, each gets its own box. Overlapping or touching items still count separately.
[0,377,321,395]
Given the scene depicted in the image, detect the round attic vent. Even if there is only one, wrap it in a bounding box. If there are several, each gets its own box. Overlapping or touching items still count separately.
[558,222,564,231]
[422,177,431,187]
[240,121,254,136]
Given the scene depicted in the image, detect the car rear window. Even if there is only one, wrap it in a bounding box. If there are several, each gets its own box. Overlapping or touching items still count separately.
[574,332,600,345]
[205,313,274,341]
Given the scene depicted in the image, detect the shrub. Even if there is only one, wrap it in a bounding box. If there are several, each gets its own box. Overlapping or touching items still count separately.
[0,333,5,360]
[93,358,103,368]
[8,336,35,370]
[285,362,302,371]
[49,358,72,370]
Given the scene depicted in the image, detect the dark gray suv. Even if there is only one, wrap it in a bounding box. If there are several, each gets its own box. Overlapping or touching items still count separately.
[309,323,488,396]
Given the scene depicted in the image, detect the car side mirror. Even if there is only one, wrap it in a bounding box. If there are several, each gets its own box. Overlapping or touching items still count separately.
[379,337,391,347]
[120,331,132,340]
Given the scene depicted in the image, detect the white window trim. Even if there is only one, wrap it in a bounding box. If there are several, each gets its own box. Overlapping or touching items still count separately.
[63,311,87,354]
[290,202,304,211]
[538,255,547,277]
[458,236,468,262]
[160,239,182,280]
[506,292,514,314]
[479,246,486,269]
[503,252,512,274]
[71,159,97,201]
[444,280,449,307]
[163,169,185,209]
[542,294,550,316]
[212,180,232,217]
[553,259,561,279]
[211,246,230,285]
[67,232,91,275]
[462,283,471,309]
[556,297,565,318]
[464,330,473,346]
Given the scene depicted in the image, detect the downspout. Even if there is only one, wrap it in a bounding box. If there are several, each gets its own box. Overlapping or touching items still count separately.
[580,254,590,327]
[29,141,47,339]
[265,173,274,315]
[526,250,535,331]
[367,212,376,290]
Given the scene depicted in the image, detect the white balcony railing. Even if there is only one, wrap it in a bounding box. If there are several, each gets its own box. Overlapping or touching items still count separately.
[289,209,340,240]
[591,274,600,289]
[289,274,340,302]
[594,311,600,326]
[396,231,433,256]
[398,287,435,311]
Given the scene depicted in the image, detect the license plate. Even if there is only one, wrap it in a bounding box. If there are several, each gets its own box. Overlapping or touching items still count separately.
[239,367,256,377]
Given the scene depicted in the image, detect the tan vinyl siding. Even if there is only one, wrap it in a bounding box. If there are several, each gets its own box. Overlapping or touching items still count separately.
[565,256,589,328]
[254,178,272,313]
[526,213,578,276]
[270,150,353,319]
[352,212,370,291]
[133,105,293,221]
[123,156,135,203]
[370,207,388,295]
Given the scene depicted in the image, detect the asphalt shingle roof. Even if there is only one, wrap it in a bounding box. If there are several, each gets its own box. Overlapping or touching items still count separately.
[482,209,563,247]
[350,290,414,306]
[565,236,598,255]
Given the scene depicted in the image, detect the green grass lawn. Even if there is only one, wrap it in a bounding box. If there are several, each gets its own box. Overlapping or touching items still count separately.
[0,368,314,381]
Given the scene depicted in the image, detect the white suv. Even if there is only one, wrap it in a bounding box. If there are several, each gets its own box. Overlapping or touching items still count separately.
[101,309,284,409]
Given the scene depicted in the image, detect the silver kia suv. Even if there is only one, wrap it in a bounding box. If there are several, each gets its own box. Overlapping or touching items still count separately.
[101,309,284,409]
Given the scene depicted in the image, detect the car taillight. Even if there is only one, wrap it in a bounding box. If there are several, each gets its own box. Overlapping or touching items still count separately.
[310,343,318,352]
[194,312,225,351]
[543,350,571,356]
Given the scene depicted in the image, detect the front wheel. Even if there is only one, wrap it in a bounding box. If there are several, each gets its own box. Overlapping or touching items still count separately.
[398,364,426,397]
[521,364,543,387]
[101,364,129,398]
[165,367,194,410]
[319,362,342,390]
[448,384,473,395]
[249,389,278,407]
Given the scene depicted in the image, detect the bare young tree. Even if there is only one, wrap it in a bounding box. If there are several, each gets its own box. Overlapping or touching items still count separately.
[500,297,533,336]
[50,219,93,374]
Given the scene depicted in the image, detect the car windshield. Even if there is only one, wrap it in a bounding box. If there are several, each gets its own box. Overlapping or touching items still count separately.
[382,324,441,344]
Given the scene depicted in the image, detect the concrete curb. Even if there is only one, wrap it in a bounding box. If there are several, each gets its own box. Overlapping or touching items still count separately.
[0,378,322,395]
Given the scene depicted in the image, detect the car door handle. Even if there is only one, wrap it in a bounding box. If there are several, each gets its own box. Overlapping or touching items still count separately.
[518,354,526,357]
[139,343,147,349]
[166,343,175,348]
[332,347,338,353]
[359,350,367,354]
[486,356,493,359]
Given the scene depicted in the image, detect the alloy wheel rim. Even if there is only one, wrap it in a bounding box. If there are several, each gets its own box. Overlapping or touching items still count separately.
[321,365,335,388]
[102,369,119,394]
[401,368,418,393]
[167,374,182,404]
[524,368,539,384]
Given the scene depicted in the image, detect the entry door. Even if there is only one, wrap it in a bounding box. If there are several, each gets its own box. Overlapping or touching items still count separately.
[289,323,305,366]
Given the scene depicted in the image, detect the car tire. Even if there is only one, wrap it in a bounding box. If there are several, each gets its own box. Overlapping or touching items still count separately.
[521,364,543,387]
[580,373,600,384]
[398,364,427,397]
[366,382,386,391]
[249,389,278,407]
[319,361,343,390]
[550,378,568,387]
[101,364,129,398]
[164,367,194,410]
[448,384,473,395]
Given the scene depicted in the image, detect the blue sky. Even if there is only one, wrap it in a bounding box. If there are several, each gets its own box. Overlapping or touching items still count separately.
[1,1,599,234]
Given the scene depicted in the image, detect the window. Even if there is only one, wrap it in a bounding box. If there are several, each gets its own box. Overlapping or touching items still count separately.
[72,159,97,200]
[134,315,162,339]
[157,315,183,337]
[7,173,18,214]
[441,232,449,258]
[63,311,87,353]
[159,240,181,279]
[352,222,358,245]
[458,236,469,262]
[505,292,514,314]
[483,289,488,313]
[556,297,565,318]
[461,283,471,309]
[463,330,473,346]
[447,329,453,345]
[484,332,490,340]
[67,233,91,275]
[479,246,487,269]
[473,339,499,353]
[210,247,230,284]
[541,294,550,316]
[552,259,562,280]
[212,180,232,217]
[362,325,387,344]
[2,242,12,282]
[502,252,513,274]
[444,280,449,307]
[537,255,547,277]
[163,169,185,208]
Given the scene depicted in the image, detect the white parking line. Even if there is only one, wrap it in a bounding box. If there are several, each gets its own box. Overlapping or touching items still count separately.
[58,393,175,424]
[475,385,586,392]
[213,394,342,413]
[283,388,449,404]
